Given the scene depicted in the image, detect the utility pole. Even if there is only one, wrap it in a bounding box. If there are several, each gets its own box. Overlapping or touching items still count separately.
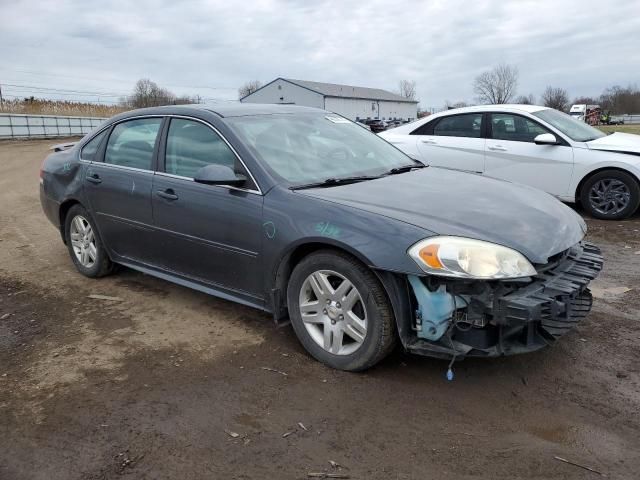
[0,81,3,108]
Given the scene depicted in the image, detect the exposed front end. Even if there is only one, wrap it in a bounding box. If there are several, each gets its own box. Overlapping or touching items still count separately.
[402,242,603,359]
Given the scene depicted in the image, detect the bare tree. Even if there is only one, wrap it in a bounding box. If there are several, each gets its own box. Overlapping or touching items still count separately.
[238,80,262,99]
[473,63,518,104]
[125,79,176,108]
[541,86,569,111]
[573,96,598,105]
[599,85,640,114]
[398,80,417,101]
[514,94,536,105]
[121,79,198,108]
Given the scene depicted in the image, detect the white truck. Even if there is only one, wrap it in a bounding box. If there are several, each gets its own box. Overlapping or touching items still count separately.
[569,104,601,125]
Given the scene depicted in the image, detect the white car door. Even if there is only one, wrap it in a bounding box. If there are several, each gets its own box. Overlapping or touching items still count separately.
[414,113,485,174]
[485,113,574,197]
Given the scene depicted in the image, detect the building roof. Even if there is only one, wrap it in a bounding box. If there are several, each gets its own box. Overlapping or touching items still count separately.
[242,77,418,103]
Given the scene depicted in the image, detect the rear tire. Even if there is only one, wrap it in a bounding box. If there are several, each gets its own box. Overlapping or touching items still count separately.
[64,204,114,278]
[287,250,396,371]
[580,170,640,220]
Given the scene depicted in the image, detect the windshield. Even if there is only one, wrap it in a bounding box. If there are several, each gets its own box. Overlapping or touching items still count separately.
[533,108,606,142]
[227,113,416,186]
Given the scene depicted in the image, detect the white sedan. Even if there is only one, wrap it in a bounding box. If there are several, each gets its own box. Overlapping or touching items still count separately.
[380,105,640,219]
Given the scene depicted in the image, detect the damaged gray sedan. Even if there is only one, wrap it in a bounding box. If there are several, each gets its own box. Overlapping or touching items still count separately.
[40,104,603,371]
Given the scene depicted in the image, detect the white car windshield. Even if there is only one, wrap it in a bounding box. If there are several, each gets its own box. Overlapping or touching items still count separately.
[533,109,606,142]
[227,113,418,186]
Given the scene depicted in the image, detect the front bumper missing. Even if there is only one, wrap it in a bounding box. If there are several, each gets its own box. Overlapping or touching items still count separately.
[404,242,604,359]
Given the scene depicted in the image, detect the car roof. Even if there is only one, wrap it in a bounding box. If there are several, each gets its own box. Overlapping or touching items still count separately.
[439,104,549,115]
[115,103,328,119]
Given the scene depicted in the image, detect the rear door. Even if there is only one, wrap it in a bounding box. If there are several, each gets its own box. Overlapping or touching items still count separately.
[414,113,485,174]
[485,113,574,196]
[84,116,163,263]
[151,117,264,299]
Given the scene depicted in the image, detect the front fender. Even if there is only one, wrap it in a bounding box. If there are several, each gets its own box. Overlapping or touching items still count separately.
[261,187,433,308]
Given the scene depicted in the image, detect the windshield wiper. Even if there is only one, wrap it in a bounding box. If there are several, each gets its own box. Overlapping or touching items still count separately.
[290,175,381,190]
[384,161,427,175]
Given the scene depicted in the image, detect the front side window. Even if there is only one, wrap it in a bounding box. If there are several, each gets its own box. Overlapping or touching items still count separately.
[490,113,549,143]
[104,118,162,170]
[165,119,237,178]
[227,113,415,185]
[433,114,482,138]
[80,129,107,161]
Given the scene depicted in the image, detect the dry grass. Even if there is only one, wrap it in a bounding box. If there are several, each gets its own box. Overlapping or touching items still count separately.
[0,98,128,117]
[598,124,640,135]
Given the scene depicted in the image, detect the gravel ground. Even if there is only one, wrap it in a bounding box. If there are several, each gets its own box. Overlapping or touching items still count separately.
[1,139,639,480]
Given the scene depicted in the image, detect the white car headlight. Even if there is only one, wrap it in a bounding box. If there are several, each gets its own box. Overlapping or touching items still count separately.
[408,236,537,279]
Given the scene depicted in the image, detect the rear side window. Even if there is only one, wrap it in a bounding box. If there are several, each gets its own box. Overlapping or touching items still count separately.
[104,118,162,170]
[80,129,107,161]
[433,114,483,138]
[490,113,549,143]
[165,119,237,178]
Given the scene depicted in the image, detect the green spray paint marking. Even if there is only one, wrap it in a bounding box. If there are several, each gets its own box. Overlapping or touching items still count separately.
[62,162,72,173]
[315,221,341,238]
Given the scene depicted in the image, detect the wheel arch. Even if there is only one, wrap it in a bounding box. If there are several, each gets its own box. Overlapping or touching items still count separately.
[271,240,376,321]
[575,166,640,203]
[58,197,83,244]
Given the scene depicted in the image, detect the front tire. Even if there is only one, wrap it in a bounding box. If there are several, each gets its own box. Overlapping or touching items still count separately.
[287,250,396,371]
[580,170,640,220]
[64,204,114,278]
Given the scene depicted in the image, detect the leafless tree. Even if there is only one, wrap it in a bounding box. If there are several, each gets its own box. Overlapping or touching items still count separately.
[541,86,569,111]
[599,85,640,114]
[398,80,417,101]
[573,96,598,105]
[238,80,262,99]
[122,79,197,108]
[473,64,518,104]
[126,79,176,108]
[514,94,536,105]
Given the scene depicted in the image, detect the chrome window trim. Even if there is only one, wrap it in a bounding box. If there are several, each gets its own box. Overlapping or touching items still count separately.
[89,161,154,175]
[78,113,264,195]
[162,115,263,195]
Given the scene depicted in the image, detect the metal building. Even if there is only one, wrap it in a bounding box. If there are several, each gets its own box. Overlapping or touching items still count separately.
[240,78,418,122]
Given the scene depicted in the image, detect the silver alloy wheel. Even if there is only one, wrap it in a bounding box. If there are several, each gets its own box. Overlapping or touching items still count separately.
[589,179,631,215]
[298,269,367,355]
[69,215,97,268]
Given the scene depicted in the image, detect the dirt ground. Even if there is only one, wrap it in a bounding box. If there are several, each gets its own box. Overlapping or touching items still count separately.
[1,139,639,480]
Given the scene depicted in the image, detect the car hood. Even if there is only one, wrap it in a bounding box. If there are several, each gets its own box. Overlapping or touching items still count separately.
[587,132,640,154]
[299,168,586,264]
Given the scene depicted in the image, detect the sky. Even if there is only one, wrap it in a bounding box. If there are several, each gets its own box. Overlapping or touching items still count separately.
[1,0,639,110]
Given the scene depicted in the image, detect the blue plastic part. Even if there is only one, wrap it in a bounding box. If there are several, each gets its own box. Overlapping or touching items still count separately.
[446,368,454,381]
[407,275,461,341]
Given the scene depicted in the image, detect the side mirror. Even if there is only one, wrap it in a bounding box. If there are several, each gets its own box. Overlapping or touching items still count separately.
[193,164,246,186]
[534,133,559,145]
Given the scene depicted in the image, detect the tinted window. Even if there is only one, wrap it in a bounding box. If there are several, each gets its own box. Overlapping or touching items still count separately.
[80,129,107,161]
[490,113,549,143]
[165,119,237,178]
[104,118,162,170]
[433,114,482,138]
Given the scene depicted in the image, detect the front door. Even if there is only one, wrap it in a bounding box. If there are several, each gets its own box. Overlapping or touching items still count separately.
[485,113,574,196]
[151,117,264,299]
[84,116,163,263]
[415,112,485,174]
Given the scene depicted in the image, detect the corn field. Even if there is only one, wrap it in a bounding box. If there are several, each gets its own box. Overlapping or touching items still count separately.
[0,98,128,117]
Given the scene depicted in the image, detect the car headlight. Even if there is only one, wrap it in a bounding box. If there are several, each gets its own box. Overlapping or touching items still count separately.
[408,236,537,279]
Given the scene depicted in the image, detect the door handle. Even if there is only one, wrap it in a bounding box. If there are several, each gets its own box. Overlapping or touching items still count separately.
[86,172,102,184]
[488,145,507,152]
[421,139,437,144]
[156,189,178,200]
